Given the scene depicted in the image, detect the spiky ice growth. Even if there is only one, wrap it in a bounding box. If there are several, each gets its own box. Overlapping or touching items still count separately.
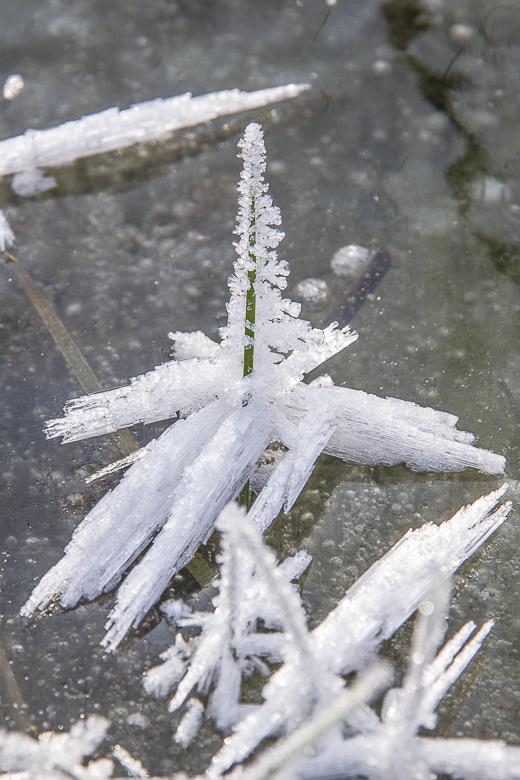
[141,489,514,779]
[207,485,512,776]
[231,583,520,780]
[143,503,320,740]
[21,123,505,653]
[0,83,311,196]
[0,716,112,780]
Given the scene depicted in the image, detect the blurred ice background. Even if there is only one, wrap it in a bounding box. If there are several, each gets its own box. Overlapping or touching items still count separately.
[0,0,519,774]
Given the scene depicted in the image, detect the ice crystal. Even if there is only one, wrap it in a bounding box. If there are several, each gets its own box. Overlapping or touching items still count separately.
[0,209,15,252]
[21,123,505,654]
[144,502,316,739]
[206,485,512,775]
[230,582,520,780]
[0,716,112,780]
[0,84,310,196]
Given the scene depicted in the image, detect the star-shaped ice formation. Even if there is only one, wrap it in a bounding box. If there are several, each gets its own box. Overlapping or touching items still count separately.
[21,123,505,652]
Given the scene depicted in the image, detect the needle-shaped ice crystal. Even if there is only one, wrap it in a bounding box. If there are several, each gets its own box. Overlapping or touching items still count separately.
[208,485,511,776]
[0,84,311,196]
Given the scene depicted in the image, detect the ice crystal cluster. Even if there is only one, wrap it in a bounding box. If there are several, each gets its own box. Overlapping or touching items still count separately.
[21,122,505,661]
[0,715,113,780]
[144,488,515,780]
[7,489,518,780]
[9,119,518,780]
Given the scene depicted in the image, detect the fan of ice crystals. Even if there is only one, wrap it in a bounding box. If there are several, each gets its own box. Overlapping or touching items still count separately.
[142,488,515,780]
[229,579,520,780]
[21,122,506,653]
[185,486,511,775]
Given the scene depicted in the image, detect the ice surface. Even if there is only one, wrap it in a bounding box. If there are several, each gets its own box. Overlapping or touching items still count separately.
[0,84,310,195]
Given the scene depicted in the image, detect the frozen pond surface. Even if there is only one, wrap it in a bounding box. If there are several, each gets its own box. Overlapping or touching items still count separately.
[0,0,519,773]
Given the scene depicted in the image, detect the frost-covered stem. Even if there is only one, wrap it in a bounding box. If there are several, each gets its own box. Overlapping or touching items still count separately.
[240,142,260,510]
[240,203,256,509]
[243,202,257,379]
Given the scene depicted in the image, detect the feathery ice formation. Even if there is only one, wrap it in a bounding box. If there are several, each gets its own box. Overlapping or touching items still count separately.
[0,84,310,196]
[21,123,506,652]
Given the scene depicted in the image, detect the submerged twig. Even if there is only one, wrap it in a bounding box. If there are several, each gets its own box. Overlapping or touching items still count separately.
[322,246,392,328]
[5,252,214,588]
[0,633,35,735]
[6,252,138,458]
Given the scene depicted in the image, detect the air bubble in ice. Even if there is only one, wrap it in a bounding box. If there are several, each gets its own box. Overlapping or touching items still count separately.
[293,277,330,306]
[331,244,370,278]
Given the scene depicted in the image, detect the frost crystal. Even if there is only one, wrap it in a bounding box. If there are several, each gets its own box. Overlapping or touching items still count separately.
[231,581,520,780]
[21,122,506,653]
[0,210,15,252]
[0,84,310,196]
[208,485,511,775]
[0,716,112,780]
[144,503,316,741]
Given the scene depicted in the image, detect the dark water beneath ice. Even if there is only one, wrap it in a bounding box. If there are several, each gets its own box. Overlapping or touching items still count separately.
[0,0,519,773]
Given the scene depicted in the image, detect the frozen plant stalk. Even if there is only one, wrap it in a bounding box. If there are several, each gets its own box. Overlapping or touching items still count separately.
[21,123,505,652]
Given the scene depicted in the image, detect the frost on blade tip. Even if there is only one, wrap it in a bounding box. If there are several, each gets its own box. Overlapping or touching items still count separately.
[208,486,511,775]
[220,121,350,376]
[23,120,507,653]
